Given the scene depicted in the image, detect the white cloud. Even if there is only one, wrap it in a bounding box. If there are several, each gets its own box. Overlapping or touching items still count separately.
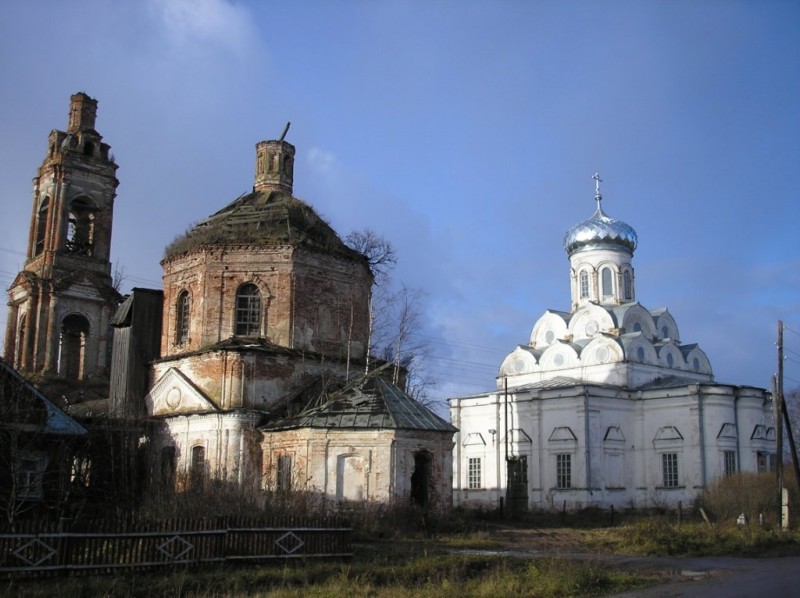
[149,0,255,56]
[306,146,338,178]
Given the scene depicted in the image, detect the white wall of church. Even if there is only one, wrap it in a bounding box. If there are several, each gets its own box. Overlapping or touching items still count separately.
[451,383,773,511]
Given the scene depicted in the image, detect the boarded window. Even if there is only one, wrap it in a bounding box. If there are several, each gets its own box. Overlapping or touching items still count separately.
[276,454,292,492]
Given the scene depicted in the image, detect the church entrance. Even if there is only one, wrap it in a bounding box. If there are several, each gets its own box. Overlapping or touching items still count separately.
[506,456,528,515]
[410,451,431,508]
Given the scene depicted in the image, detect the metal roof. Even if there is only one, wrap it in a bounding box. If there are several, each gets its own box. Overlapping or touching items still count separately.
[0,358,87,436]
[262,375,456,433]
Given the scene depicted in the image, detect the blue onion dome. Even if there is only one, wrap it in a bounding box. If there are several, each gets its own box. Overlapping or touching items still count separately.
[563,175,638,256]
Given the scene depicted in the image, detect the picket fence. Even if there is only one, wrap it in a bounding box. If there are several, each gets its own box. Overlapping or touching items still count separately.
[0,516,352,576]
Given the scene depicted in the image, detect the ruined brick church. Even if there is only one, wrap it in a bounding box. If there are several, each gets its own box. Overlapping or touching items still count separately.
[4,93,455,510]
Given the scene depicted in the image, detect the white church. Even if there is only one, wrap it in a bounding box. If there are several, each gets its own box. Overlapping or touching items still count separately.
[449,176,774,511]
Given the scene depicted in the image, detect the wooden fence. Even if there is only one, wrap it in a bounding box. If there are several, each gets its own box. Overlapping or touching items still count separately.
[0,516,352,575]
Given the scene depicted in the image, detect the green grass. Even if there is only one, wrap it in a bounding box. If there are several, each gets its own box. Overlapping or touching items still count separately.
[586,518,800,557]
[3,542,658,598]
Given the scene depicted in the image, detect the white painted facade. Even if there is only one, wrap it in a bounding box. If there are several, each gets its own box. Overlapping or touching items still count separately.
[450,185,774,510]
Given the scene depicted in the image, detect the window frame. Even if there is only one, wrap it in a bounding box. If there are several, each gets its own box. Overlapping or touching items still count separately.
[601,267,613,297]
[623,270,632,301]
[661,452,679,488]
[15,451,48,501]
[723,450,737,477]
[176,290,190,344]
[579,270,590,298]
[235,283,262,337]
[467,457,482,489]
[556,453,572,489]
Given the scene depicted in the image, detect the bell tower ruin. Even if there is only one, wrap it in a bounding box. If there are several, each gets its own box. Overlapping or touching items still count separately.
[4,93,121,393]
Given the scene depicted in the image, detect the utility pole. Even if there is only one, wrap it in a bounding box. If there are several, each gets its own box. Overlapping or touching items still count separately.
[778,321,800,490]
[773,375,783,527]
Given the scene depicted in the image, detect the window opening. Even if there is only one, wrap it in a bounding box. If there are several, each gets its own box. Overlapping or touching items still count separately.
[34,197,49,255]
[601,267,613,296]
[235,283,262,336]
[176,291,190,344]
[757,451,776,473]
[59,314,90,380]
[15,314,27,369]
[277,454,292,492]
[161,447,176,490]
[662,453,679,488]
[623,270,632,300]
[724,451,737,477]
[66,198,95,256]
[579,271,589,298]
[411,451,431,507]
[15,452,47,500]
[467,457,482,489]
[556,453,572,489]
[191,445,205,490]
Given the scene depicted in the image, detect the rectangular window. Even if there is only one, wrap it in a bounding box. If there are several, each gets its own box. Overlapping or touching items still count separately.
[662,453,679,488]
[467,457,482,489]
[724,450,737,477]
[15,453,47,500]
[757,451,776,473]
[556,453,571,489]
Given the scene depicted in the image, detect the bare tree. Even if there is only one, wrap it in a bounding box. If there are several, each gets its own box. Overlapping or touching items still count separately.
[345,229,437,405]
[345,228,396,371]
[344,228,396,285]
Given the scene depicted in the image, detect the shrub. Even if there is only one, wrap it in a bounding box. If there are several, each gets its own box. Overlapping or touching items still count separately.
[700,472,799,526]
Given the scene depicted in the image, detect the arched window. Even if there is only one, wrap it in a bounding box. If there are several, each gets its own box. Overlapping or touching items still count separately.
[235,283,262,336]
[34,197,49,255]
[623,270,632,301]
[601,267,613,296]
[176,291,190,344]
[579,271,590,298]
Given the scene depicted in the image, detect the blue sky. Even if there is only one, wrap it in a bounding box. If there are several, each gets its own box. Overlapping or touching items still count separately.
[1,0,798,406]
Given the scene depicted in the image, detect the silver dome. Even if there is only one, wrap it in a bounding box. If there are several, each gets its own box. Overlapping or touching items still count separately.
[564,204,638,256]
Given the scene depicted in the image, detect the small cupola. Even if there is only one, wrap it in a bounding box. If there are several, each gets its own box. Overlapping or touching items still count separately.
[565,174,638,310]
[254,122,295,194]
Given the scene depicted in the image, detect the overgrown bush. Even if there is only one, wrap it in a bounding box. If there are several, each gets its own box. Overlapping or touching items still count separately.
[699,472,799,525]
